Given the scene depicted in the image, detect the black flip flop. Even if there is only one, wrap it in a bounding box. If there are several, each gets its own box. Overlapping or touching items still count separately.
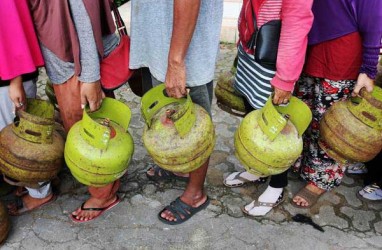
[158,196,210,225]
[146,164,189,182]
[70,195,121,223]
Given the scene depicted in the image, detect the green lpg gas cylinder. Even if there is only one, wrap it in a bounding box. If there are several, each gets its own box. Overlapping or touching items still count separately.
[65,98,134,186]
[142,84,215,173]
[235,97,312,177]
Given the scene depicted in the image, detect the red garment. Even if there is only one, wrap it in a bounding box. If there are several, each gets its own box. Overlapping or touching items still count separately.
[304,32,363,80]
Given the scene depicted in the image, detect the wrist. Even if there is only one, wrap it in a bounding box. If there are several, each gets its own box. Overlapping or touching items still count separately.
[10,76,22,86]
[168,53,185,67]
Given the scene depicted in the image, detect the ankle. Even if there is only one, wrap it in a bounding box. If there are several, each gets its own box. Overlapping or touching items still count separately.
[306,183,325,194]
[258,186,283,202]
[181,191,206,206]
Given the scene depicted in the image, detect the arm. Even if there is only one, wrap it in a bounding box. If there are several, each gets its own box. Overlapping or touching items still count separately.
[165,0,201,98]
[271,0,313,104]
[8,76,26,111]
[352,0,382,96]
[70,1,105,111]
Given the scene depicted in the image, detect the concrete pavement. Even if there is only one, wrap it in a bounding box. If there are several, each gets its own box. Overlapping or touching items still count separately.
[1,44,382,250]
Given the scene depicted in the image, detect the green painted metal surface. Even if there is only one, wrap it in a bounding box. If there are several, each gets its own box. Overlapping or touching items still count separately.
[234,96,312,177]
[142,84,215,173]
[141,84,196,138]
[347,86,382,130]
[65,98,134,186]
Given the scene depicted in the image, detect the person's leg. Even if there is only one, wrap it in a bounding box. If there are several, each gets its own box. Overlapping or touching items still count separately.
[159,82,213,223]
[357,151,382,201]
[7,182,55,215]
[54,77,120,221]
[71,180,120,221]
[364,152,382,186]
[53,76,83,132]
[293,78,355,207]
[7,185,55,216]
[243,171,287,216]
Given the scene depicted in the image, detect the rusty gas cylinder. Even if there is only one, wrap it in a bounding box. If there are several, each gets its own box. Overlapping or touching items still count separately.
[142,84,215,173]
[0,201,10,245]
[235,97,312,177]
[215,55,246,117]
[319,87,382,164]
[0,99,64,187]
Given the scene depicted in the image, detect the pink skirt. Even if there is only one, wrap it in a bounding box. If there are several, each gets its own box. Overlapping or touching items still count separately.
[0,0,44,80]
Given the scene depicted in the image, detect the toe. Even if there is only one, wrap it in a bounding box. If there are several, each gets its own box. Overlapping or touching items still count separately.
[146,167,155,176]
[244,200,255,211]
[71,208,81,216]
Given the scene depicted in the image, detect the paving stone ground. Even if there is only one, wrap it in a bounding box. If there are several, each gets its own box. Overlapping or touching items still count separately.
[1,44,382,250]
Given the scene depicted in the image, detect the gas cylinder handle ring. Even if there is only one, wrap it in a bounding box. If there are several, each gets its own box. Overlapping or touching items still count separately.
[141,84,196,137]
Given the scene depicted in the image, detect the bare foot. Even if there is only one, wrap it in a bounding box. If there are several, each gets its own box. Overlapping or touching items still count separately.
[293,183,325,207]
[8,193,55,215]
[159,194,207,222]
[71,196,118,222]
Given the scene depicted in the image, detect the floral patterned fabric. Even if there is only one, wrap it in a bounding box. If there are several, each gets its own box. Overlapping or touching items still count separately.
[293,74,356,191]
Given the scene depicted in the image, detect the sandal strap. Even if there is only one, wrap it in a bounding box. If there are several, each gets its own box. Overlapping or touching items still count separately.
[80,196,119,211]
[295,187,322,205]
[233,172,252,183]
[253,191,284,208]
[165,198,193,220]
[363,184,381,193]
[154,166,172,178]
[232,172,260,184]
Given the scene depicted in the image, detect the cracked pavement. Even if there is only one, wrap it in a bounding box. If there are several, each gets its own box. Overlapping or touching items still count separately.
[1,44,382,250]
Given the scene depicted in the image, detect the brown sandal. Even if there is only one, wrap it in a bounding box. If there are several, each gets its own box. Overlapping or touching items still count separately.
[292,186,324,209]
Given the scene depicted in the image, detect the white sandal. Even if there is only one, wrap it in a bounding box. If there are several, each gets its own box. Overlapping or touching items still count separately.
[241,191,285,217]
[223,171,267,188]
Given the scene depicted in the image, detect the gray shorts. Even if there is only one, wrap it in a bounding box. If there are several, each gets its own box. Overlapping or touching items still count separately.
[151,76,213,116]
